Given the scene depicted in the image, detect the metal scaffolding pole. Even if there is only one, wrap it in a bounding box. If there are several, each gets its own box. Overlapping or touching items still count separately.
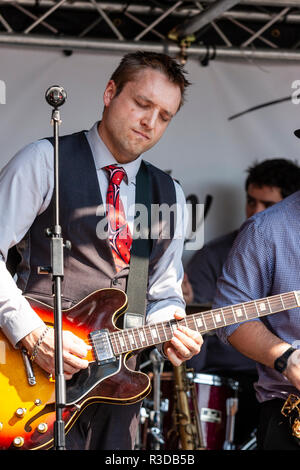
[2,0,300,26]
[2,1,300,24]
[0,33,300,61]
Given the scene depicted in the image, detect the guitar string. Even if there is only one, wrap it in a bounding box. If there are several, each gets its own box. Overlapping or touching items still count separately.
[83,292,297,352]
[81,292,297,355]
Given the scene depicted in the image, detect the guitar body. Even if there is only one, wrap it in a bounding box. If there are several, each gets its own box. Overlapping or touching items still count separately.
[0,288,151,450]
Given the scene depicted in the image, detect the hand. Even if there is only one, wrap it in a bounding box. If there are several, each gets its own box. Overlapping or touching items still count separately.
[21,325,91,380]
[182,273,194,305]
[284,349,300,390]
[163,310,203,367]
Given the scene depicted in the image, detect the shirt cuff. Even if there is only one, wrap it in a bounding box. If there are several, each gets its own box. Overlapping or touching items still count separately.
[0,260,45,347]
[216,318,262,345]
[1,296,45,347]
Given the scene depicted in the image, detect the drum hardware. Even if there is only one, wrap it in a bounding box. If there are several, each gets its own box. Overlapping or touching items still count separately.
[137,357,257,451]
[135,350,169,450]
[148,349,166,449]
[187,372,239,450]
[239,429,257,450]
[223,397,238,450]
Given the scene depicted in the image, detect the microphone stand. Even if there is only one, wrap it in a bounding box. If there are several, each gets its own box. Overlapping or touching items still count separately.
[42,86,69,450]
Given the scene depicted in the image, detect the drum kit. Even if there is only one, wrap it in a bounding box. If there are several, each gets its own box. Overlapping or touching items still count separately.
[135,347,257,451]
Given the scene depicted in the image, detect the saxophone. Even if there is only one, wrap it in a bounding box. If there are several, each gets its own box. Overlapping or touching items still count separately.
[172,363,205,450]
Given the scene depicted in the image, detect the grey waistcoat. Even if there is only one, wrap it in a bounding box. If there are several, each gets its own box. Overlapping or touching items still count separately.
[14,131,177,313]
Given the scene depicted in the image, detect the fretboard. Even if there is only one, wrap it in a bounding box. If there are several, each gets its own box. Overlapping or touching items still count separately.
[109,290,300,356]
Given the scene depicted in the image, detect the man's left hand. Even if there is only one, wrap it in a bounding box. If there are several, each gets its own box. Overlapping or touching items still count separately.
[163,310,203,366]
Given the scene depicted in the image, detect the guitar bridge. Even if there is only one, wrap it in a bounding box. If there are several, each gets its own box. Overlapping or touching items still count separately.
[89,329,116,365]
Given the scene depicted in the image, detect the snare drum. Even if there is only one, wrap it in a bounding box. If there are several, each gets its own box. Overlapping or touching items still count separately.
[187,373,239,450]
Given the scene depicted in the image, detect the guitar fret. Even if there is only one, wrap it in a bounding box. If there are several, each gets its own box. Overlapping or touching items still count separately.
[117,332,126,351]
[279,293,286,310]
[221,306,232,324]
[220,308,226,325]
[110,334,120,355]
[266,296,272,314]
[160,322,168,341]
[155,323,162,342]
[140,327,147,345]
[186,316,197,331]
[163,322,172,342]
[242,303,248,320]
[231,306,237,323]
[213,309,225,327]
[135,329,142,347]
[149,326,157,343]
[104,291,300,358]
[269,294,283,312]
[257,299,270,316]
[168,320,180,338]
[192,315,198,331]
[128,330,136,348]
[234,305,246,321]
[143,326,151,346]
[122,330,131,351]
[253,300,259,316]
[201,313,207,330]
[282,293,297,309]
[132,329,141,349]
[206,312,216,330]
[244,301,257,319]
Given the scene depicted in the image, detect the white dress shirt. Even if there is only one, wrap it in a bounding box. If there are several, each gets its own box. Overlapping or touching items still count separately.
[0,122,187,347]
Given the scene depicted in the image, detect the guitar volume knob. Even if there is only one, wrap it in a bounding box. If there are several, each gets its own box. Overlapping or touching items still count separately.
[13,436,24,447]
[37,422,48,434]
[15,408,26,418]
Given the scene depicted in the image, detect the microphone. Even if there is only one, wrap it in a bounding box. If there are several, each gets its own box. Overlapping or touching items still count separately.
[294,129,300,139]
[45,85,67,108]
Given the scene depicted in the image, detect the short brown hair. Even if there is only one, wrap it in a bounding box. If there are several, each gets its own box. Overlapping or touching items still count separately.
[110,51,191,109]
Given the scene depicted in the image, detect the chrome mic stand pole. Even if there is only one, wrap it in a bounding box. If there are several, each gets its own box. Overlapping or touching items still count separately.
[43,85,68,450]
[149,349,165,449]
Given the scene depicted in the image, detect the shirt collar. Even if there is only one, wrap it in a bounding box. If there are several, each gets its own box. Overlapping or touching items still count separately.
[86,121,142,185]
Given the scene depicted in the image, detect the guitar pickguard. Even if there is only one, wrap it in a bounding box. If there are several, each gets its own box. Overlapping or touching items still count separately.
[66,357,121,405]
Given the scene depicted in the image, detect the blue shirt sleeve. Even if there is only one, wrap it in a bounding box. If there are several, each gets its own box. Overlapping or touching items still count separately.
[213,217,273,344]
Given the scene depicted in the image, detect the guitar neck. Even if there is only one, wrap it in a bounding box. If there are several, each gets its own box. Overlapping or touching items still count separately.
[109,290,300,356]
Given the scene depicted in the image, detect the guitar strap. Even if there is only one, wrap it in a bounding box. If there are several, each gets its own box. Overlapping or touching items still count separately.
[124,160,152,329]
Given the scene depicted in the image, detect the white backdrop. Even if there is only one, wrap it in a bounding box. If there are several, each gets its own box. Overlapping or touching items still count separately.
[1,46,300,263]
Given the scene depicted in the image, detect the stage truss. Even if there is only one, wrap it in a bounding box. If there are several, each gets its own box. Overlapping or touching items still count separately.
[0,0,300,61]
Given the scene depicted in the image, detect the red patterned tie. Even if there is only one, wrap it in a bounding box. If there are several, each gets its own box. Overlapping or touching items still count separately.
[104,165,132,271]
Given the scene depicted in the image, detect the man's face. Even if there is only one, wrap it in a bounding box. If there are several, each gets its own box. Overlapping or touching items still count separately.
[99,68,182,164]
[246,183,283,218]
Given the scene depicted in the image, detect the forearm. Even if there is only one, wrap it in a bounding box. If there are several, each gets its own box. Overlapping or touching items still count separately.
[228,321,292,369]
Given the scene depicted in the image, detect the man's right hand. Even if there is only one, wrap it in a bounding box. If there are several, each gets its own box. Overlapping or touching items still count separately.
[21,326,91,380]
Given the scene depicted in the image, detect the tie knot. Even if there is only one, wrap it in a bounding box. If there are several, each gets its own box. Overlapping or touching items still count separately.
[104,165,126,186]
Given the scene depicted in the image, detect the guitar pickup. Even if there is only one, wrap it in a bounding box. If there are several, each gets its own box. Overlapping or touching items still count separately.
[89,329,116,365]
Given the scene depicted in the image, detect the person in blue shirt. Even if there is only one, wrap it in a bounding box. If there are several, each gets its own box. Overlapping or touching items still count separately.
[184,158,300,447]
[214,187,300,450]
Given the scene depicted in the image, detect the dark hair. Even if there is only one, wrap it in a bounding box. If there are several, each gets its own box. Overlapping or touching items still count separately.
[245,158,300,198]
[109,51,191,109]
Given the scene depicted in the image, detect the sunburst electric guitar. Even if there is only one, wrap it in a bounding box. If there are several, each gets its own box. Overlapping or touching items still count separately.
[0,287,299,450]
